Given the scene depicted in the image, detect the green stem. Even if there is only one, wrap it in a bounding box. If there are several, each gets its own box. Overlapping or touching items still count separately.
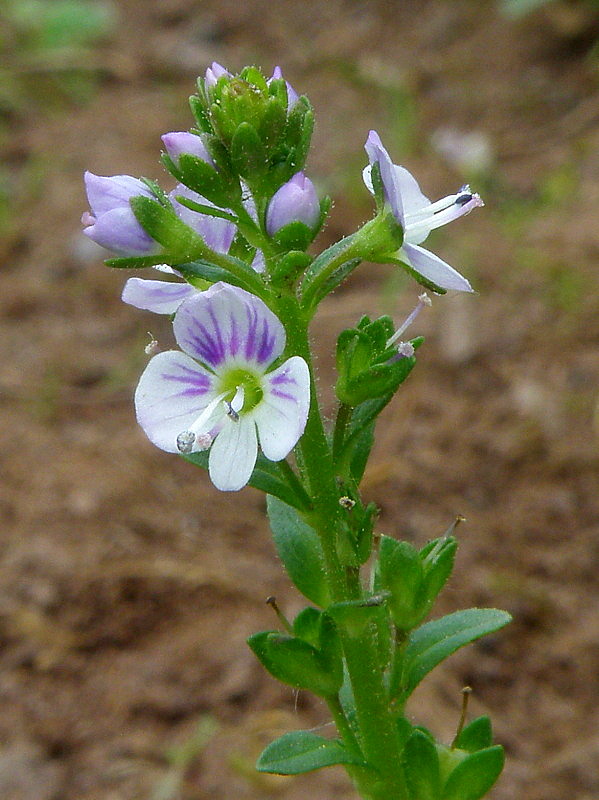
[271,289,408,799]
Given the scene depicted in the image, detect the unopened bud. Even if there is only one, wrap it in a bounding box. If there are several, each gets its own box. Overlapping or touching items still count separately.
[266,172,320,236]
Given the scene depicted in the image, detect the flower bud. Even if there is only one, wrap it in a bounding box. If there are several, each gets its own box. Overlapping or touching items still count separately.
[204,61,230,90]
[81,172,157,255]
[161,132,214,168]
[266,172,319,236]
[269,65,299,110]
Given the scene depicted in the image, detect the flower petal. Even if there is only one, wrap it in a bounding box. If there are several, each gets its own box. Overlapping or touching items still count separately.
[84,172,152,215]
[393,166,431,218]
[209,417,258,491]
[135,351,215,452]
[254,356,310,461]
[173,283,286,372]
[401,243,473,292]
[83,206,156,255]
[364,130,404,225]
[122,278,198,314]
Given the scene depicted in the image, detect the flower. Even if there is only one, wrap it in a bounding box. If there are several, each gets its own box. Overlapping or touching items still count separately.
[121,185,264,315]
[363,131,484,292]
[134,283,310,491]
[81,172,158,255]
[266,172,320,236]
[161,132,215,168]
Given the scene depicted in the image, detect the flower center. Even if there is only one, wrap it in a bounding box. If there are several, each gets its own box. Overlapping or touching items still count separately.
[217,367,264,414]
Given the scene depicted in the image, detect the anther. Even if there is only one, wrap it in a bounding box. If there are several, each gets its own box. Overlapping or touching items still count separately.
[176,430,196,454]
[145,332,159,355]
[225,402,239,422]
[195,433,213,450]
[396,342,415,358]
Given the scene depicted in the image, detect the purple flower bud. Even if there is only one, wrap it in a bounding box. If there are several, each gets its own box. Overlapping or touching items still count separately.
[81,172,157,255]
[205,62,230,89]
[161,132,214,168]
[269,66,299,111]
[266,172,320,236]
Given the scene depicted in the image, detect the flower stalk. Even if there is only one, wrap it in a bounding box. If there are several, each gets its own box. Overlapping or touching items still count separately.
[83,63,509,800]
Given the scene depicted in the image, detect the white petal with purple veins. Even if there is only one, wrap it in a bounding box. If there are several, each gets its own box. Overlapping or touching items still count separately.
[401,243,473,293]
[255,356,310,461]
[122,278,198,314]
[135,351,216,452]
[209,416,258,491]
[173,283,286,372]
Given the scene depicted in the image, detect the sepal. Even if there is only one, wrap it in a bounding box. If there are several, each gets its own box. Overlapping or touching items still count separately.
[247,624,343,697]
[402,729,441,800]
[376,532,457,632]
[129,196,203,260]
[335,316,421,406]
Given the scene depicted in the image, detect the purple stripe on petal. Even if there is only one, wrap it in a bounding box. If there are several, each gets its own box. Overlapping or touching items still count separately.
[174,283,286,372]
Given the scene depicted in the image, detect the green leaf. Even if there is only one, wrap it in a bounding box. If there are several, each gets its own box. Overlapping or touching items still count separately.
[257,731,366,775]
[267,496,330,607]
[454,716,493,753]
[394,609,512,700]
[442,746,505,800]
[183,451,310,512]
[403,730,440,800]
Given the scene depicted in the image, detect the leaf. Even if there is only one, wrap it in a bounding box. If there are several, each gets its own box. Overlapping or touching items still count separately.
[442,746,505,800]
[257,731,366,775]
[394,608,511,699]
[267,496,330,607]
[183,451,310,512]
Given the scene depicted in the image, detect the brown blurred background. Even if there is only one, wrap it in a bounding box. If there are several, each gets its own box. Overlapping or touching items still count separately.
[2,0,599,798]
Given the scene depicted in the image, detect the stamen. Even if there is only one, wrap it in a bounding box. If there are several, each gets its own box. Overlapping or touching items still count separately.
[144,331,159,355]
[225,385,245,422]
[387,293,431,348]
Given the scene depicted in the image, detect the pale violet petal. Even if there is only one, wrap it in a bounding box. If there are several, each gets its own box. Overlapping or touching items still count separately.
[173,282,286,372]
[135,351,215,452]
[254,356,310,461]
[209,416,258,491]
[364,130,404,225]
[122,278,197,314]
[393,166,431,217]
[401,243,473,292]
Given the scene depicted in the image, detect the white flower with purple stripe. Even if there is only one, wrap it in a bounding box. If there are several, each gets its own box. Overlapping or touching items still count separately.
[135,283,310,491]
[363,130,484,292]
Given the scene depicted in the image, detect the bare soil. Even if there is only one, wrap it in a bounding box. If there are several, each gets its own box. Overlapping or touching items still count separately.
[2,1,599,798]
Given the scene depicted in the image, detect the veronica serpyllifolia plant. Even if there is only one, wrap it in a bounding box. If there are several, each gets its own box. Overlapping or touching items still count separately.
[82,63,510,800]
